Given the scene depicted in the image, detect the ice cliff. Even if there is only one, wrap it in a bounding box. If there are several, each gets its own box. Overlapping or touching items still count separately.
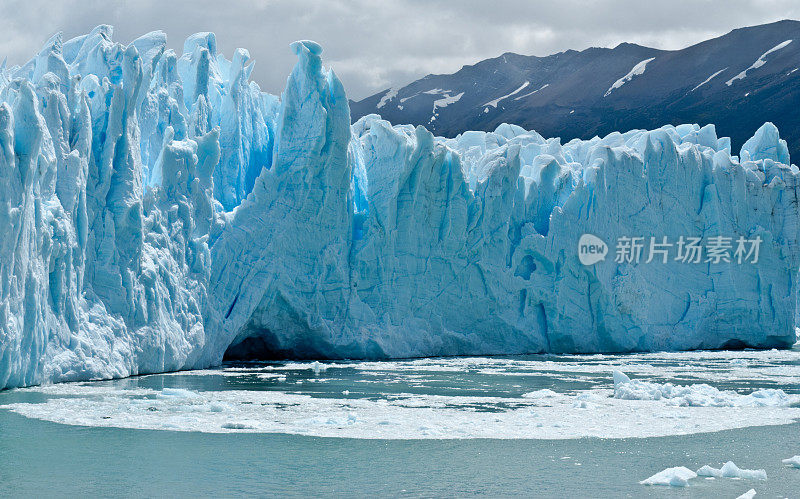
[2,27,799,389]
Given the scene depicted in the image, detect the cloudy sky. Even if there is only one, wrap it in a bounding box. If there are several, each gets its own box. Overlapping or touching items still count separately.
[1,0,798,100]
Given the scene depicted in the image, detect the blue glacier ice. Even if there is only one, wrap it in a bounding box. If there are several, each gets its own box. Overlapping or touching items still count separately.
[1,27,799,389]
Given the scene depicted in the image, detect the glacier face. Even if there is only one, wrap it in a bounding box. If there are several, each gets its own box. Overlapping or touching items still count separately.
[1,27,799,389]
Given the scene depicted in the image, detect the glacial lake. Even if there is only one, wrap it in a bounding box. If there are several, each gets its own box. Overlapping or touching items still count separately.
[2,349,800,497]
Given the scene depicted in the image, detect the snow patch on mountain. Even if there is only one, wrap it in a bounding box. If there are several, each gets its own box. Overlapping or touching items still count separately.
[515,83,549,100]
[429,91,464,123]
[692,68,728,92]
[484,81,529,107]
[432,91,464,112]
[604,57,655,96]
[726,39,793,85]
[377,87,398,109]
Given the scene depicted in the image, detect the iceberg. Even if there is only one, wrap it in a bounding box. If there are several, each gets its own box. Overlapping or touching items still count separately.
[612,370,800,407]
[736,489,757,499]
[2,27,800,389]
[639,466,697,487]
[696,461,767,480]
[783,455,800,468]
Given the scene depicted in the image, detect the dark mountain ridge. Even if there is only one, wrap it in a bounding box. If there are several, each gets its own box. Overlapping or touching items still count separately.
[351,20,800,159]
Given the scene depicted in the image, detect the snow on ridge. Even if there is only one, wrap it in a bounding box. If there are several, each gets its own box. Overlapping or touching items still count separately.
[514,83,549,100]
[483,81,529,108]
[691,68,728,92]
[427,90,465,123]
[376,87,398,109]
[433,91,464,111]
[604,57,655,97]
[726,39,793,86]
[396,88,449,104]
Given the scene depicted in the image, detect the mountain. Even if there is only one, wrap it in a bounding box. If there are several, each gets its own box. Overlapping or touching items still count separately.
[350,20,800,158]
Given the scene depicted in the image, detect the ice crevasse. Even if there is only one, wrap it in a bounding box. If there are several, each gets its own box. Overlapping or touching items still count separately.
[1,27,799,389]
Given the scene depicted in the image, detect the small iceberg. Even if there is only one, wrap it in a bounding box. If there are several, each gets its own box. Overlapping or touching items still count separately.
[736,489,757,499]
[696,461,767,480]
[611,370,800,407]
[782,455,800,468]
[639,466,697,487]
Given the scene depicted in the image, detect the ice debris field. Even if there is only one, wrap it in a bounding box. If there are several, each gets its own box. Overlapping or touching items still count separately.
[3,26,800,389]
[5,349,800,438]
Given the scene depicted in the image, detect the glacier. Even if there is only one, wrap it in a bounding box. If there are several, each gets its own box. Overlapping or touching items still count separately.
[1,27,800,390]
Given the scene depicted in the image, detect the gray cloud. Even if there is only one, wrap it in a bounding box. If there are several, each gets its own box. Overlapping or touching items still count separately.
[1,0,798,99]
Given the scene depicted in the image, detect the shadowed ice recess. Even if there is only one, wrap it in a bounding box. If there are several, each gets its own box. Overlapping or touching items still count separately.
[2,26,800,390]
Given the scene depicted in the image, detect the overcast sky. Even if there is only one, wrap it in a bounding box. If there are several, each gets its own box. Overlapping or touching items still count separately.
[1,0,799,100]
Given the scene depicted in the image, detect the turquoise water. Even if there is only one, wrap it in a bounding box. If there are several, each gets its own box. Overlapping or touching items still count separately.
[3,410,800,497]
[2,351,800,497]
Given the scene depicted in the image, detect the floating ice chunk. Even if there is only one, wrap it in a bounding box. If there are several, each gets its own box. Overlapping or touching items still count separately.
[157,388,203,399]
[612,370,631,386]
[696,461,766,480]
[782,455,800,468]
[573,391,605,408]
[736,489,757,499]
[612,372,800,407]
[521,389,559,399]
[639,466,697,487]
[696,465,721,477]
[209,402,227,412]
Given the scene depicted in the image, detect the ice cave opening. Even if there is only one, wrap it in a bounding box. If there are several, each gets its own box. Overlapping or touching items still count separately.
[223,331,294,361]
[222,329,341,361]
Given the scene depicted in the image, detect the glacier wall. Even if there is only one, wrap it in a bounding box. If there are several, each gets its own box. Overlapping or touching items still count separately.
[1,27,799,389]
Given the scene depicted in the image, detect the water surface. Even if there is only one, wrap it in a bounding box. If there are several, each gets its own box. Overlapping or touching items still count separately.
[3,350,800,496]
